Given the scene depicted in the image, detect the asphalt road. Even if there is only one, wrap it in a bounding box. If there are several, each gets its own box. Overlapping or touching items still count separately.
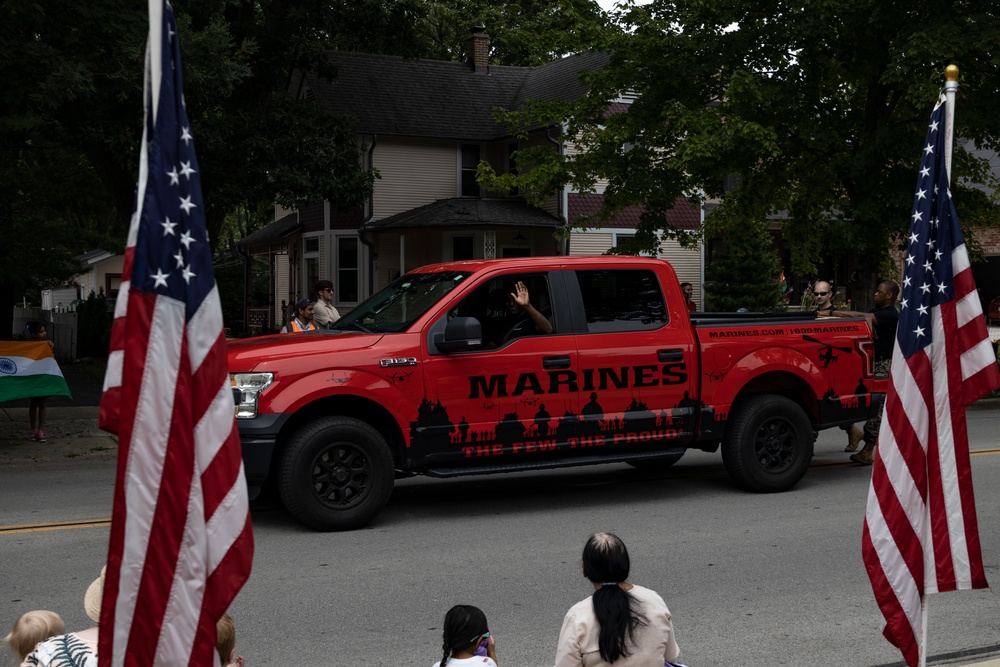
[2,413,999,667]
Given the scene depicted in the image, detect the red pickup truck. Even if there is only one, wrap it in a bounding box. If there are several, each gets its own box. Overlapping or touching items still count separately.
[228,257,878,530]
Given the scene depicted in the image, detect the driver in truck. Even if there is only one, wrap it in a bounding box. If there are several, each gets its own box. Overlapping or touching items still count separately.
[484,279,552,347]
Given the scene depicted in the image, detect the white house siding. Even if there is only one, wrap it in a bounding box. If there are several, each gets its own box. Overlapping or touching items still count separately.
[73,255,125,300]
[517,134,562,217]
[568,231,614,256]
[569,229,704,308]
[563,137,609,193]
[320,231,329,281]
[658,237,702,308]
[372,138,456,219]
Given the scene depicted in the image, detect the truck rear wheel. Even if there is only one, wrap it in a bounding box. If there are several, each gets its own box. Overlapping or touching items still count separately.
[722,395,812,493]
[278,416,394,531]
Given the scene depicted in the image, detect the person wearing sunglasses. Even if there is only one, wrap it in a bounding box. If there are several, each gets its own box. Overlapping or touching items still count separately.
[313,279,341,327]
[812,280,835,314]
[813,280,864,451]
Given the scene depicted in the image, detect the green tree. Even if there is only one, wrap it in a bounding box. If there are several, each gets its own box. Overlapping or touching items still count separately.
[487,0,1000,278]
[0,0,430,336]
[418,0,611,66]
[76,289,112,358]
[703,221,785,311]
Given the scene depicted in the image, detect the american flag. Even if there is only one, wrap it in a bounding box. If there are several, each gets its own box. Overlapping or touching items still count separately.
[861,94,999,667]
[98,2,253,666]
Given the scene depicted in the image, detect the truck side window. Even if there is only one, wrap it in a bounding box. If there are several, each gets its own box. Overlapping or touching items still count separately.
[575,269,668,333]
[456,273,553,347]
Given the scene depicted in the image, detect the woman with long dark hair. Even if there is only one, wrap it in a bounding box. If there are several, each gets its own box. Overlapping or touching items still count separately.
[554,533,681,666]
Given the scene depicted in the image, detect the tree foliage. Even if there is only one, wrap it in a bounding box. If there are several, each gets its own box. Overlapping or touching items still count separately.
[489,0,1000,277]
[0,0,430,259]
[0,0,436,333]
[418,0,611,66]
[704,222,785,312]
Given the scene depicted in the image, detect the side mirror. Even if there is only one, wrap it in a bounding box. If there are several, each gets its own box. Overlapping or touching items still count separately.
[434,317,483,353]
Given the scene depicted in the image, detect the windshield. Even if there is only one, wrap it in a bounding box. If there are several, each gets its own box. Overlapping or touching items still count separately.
[330,270,471,334]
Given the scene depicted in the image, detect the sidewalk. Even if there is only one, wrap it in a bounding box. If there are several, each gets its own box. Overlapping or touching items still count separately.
[0,405,117,464]
[937,656,1000,667]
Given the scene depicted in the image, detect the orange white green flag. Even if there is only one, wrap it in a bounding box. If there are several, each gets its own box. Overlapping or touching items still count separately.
[0,341,72,403]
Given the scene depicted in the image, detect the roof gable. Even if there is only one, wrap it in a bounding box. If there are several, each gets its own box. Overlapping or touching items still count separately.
[306,51,609,141]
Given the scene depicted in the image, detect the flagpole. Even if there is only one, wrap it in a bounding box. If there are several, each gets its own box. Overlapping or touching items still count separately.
[916,64,961,667]
[943,65,959,184]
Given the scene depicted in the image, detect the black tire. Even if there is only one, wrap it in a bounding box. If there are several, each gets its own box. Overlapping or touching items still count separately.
[278,417,394,531]
[721,395,813,493]
[626,452,684,471]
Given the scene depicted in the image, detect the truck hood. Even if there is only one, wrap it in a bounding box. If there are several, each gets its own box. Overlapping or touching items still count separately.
[227,331,385,371]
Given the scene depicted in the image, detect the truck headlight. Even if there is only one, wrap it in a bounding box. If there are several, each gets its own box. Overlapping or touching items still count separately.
[230,372,273,419]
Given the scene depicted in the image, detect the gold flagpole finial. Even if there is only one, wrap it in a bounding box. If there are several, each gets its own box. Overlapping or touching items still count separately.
[945,65,959,82]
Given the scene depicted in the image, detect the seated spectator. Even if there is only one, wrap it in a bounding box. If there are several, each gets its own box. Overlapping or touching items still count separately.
[433,604,498,667]
[19,567,103,667]
[5,611,65,662]
[217,613,245,667]
[554,533,681,667]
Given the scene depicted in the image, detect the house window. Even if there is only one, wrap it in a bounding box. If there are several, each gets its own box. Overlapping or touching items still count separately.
[338,236,360,302]
[613,232,655,257]
[105,273,122,299]
[613,233,635,250]
[461,144,481,197]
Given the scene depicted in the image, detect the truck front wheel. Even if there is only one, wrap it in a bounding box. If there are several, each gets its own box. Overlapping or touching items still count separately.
[722,395,813,493]
[278,417,394,531]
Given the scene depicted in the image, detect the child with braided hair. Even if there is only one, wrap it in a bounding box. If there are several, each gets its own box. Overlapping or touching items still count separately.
[432,605,498,667]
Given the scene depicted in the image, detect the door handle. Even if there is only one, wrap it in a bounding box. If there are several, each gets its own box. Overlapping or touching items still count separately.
[658,349,684,362]
[542,356,571,370]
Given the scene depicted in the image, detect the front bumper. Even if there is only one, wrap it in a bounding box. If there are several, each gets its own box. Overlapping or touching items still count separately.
[237,413,290,496]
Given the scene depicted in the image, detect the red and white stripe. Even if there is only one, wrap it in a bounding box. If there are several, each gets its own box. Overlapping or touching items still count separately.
[97,4,252,665]
[100,285,253,667]
[862,242,996,667]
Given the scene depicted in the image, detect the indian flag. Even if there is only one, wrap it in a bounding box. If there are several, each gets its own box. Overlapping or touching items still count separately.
[0,341,72,403]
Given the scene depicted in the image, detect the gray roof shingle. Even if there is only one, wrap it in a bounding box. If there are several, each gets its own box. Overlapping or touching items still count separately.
[237,212,301,246]
[307,51,609,141]
[362,197,562,231]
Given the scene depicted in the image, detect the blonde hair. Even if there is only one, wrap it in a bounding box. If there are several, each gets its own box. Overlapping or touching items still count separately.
[217,613,236,665]
[5,610,65,660]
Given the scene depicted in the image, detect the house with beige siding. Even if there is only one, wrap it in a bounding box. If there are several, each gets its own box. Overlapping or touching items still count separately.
[239,30,704,331]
